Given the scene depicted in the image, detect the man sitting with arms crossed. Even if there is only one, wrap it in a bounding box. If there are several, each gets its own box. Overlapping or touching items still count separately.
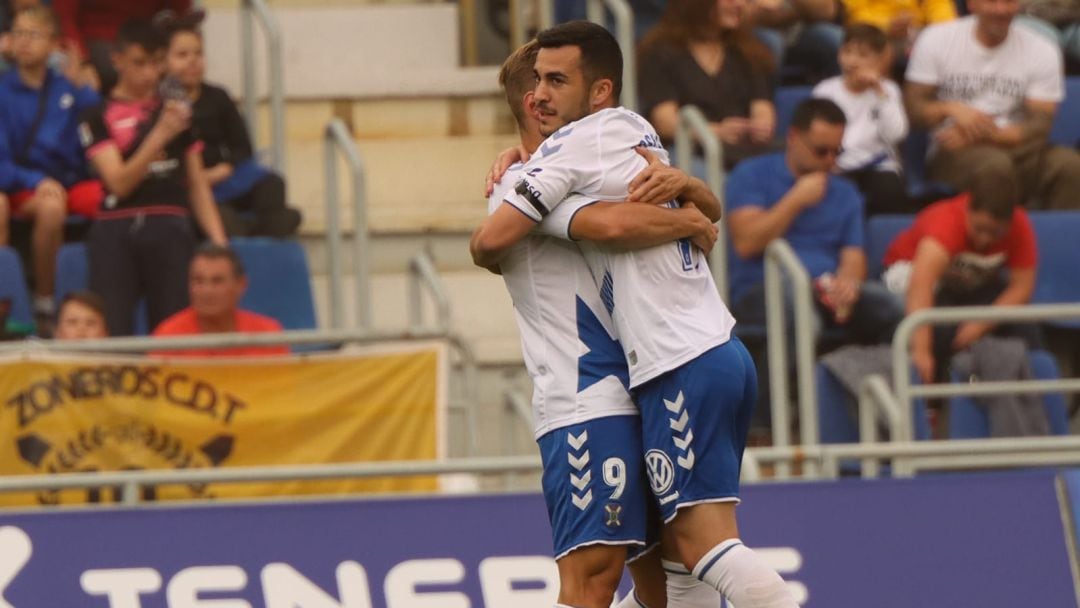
[153,243,286,357]
[473,21,797,608]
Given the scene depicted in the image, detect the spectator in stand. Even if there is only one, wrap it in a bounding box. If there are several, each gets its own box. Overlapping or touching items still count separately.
[905,0,1080,210]
[53,0,191,93]
[54,289,107,339]
[79,19,226,337]
[882,172,1039,383]
[639,0,778,170]
[163,15,301,238]
[726,98,903,344]
[0,6,102,334]
[752,0,843,83]
[840,0,957,76]
[813,23,914,215]
[1017,0,1080,67]
[153,243,287,357]
[1,1,98,87]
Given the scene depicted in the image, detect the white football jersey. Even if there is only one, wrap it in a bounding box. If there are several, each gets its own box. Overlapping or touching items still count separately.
[504,108,737,388]
[490,164,637,439]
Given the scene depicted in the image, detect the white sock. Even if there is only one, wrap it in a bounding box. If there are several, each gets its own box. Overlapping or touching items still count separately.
[613,589,648,607]
[662,558,723,607]
[692,539,797,608]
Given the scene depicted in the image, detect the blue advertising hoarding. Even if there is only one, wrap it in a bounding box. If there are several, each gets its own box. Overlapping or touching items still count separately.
[0,469,1075,607]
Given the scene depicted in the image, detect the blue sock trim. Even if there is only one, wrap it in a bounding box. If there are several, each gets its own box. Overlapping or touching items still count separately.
[696,540,743,581]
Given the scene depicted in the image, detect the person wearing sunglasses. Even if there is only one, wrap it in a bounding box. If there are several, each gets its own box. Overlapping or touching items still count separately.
[724,97,904,415]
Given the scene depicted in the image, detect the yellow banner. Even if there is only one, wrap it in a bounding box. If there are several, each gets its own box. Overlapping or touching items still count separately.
[0,341,446,506]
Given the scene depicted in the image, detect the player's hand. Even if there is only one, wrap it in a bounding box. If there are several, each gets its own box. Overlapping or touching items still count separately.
[789,171,828,208]
[35,178,66,203]
[912,348,935,384]
[952,321,990,351]
[829,276,860,310]
[935,125,971,152]
[153,100,192,142]
[712,117,750,145]
[684,203,719,253]
[484,145,530,197]
[947,103,995,142]
[628,147,689,205]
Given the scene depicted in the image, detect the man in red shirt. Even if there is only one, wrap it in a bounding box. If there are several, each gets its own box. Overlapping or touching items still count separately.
[153,243,288,357]
[882,172,1039,382]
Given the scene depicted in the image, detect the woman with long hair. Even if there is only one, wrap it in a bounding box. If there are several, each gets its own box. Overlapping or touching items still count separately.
[639,0,778,169]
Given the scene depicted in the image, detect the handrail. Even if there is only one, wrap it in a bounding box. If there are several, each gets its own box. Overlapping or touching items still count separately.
[408,251,452,333]
[674,105,727,300]
[324,118,371,330]
[857,374,902,479]
[3,437,1080,507]
[0,327,451,354]
[891,303,1080,476]
[763,239,818,478]
[240,0,286,172]
[586,0,637,111]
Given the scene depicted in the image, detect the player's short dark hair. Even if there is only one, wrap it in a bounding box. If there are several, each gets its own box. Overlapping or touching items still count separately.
[791,98,847,131]
[193,243,246,278]
[842,23,888,53]
[536,20,623,100]
[115,18,167,54]
[969,172,1017,221]
[58,290,106,324]
[499,40,540,130]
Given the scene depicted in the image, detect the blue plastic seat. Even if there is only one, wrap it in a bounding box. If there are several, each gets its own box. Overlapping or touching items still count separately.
[1050,77,1080,146]
[865,214,915,279]
[231,238,317,331]
[1029,211,1080,328]
[774,85,813,136]
[817,363,931,444]
[948,350,1069,438]
[0,246,33,327]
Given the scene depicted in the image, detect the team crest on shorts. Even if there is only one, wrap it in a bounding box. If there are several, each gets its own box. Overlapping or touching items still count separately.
[645,449,675,496]
[604,503,622,527]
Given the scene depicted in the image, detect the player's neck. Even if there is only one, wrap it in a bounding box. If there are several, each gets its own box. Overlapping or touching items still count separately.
[520,129,543,155]
[16,63,47,89]
[112,82,156,101]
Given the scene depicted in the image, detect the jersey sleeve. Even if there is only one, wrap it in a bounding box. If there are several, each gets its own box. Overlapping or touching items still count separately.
[1007,209,1038,269]
[537,194,598,240]
[502,119,606,221]
[78,105,113,158]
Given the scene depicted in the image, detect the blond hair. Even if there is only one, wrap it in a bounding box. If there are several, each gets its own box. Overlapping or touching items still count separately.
[498,40,539,131]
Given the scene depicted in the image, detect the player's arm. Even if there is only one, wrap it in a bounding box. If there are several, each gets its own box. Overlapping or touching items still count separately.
[185,149,228,246]
[87,101,188,199]
[727,172,822,258]
[628,147,722,221]
[569,201,718,252]
[469,202,537,268]
[906,237,950,381]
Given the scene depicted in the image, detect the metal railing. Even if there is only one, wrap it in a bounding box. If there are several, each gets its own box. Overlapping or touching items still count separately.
[586,0,637,111]
[889,303,1080,476]
[324,118,371,330]
[856,374,903,478]
[763,239,818,477]
[408,251,452,333]
[240,0,286,172]
[674,105,727,300]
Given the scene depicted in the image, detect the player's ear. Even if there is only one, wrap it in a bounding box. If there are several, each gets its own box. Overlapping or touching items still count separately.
[590,78,614,108]
[523,90,541,120]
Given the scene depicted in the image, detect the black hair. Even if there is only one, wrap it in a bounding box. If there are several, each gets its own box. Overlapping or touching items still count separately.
[791,97,847,131]
[115,18,167,54]
[58,290,107,326]
[969,172,1018,221]
[842,23,889,53]
[536,20,623,100]
[193,243,246,278]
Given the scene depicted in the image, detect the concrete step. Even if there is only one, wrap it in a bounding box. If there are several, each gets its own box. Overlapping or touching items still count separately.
[288,134,518,235]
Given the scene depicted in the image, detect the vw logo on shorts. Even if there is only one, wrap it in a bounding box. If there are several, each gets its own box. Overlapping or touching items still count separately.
[645,449,675,496]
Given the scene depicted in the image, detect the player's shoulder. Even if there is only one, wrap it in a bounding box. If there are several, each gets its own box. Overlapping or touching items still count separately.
[489,162,525,214]
[1009,22,1061,58]
[730,151,781,178]
[812,76,843,98]
[238,309,284,332]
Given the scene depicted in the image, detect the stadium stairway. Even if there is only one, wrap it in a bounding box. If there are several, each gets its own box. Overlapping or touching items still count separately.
[200,3,535,458]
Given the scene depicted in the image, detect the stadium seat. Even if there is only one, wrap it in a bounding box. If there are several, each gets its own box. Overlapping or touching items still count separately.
[774,86,813,136]
[1029,211,1080,328]
[865,214,914,279]
[817,363,931,444]
[54,243,153,336]
[0,246,33,327]
[1050,77,1080,146]
[948,349,1069,438]
[231,238,317,331]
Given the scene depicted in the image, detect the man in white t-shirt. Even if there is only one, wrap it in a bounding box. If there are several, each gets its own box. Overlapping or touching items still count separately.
[904,0,1080,210]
